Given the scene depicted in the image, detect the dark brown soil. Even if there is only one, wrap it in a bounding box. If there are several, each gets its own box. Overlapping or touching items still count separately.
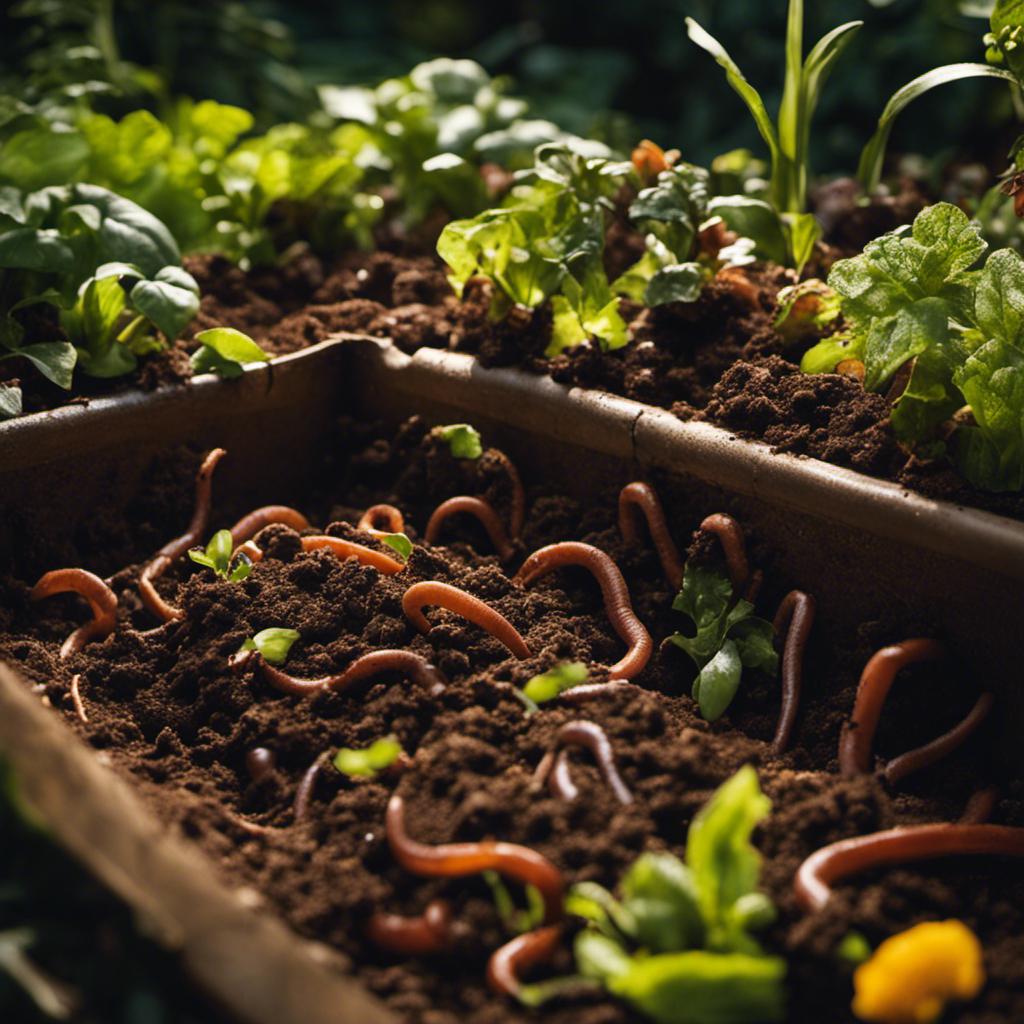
[2,422,1021,1024]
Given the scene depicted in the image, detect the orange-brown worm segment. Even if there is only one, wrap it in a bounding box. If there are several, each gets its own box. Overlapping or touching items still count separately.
[698,513,751,596]
[770,590,815,755]
[256,649,446,698]
[229,505,311,547]
[402,581,531,660]
[358,504,406,536]
[30,568,118,659]
[299,536,406,574]
[424,496,514,560]
[618,482,684,590]
[139,448,226,622]
[532,720,633,806]
[366,899,454,957]
[486,924,563,997]
[794,823,1024,913]
[514,542,651,679]
[385,794,564,925]
[482,448,526,540]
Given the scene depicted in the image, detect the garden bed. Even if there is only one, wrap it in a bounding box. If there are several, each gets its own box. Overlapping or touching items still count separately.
[0,355,1022,1024]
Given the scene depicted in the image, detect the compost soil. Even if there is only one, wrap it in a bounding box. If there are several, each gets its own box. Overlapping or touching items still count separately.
[1,422,1021,1024]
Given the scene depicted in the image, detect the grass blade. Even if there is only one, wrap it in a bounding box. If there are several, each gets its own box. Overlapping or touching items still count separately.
[778,0,804,211]
[858,64,1017,195]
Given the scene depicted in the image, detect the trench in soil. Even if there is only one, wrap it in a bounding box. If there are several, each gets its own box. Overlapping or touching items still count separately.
[1,416,1022,1024]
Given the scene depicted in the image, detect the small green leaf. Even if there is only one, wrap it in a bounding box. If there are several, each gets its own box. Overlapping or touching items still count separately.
[188,529,237,578]
[799,331,863,374]
[10,342,76,388]
[645,264,705,307]
[333,736,403,777]
[782,212,822,276]
[379,533,413,560]
[522,662,589,703]
[193,327,269,365]
[774,280,841,339]
[836,931,872,965]
[437,422,483,459]
[130,267,200,340]
[241,628,299,666]
[0,384,22,418]
[620,852,705,953]
[693,640,743,722]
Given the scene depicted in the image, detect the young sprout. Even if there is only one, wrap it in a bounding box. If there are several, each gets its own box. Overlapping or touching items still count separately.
[188,529,253,582]
[378,533,413,561]
[434,423,483,459]
[191,327,270,379]
[521,662,589,704]
[334,736,405,778]
[236,628,300,667]
[851,921,984,1024]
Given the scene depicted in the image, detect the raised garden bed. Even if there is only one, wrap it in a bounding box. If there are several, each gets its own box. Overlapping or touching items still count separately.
[0,340,1022,1024]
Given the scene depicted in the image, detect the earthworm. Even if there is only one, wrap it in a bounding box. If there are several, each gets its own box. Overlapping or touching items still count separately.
[881,691,994,786]
[546,752,578,801]
[514,542,652,679]
[699,513,750,595]
[553,680,647,704]
[30,568,119,658]
[69,673,87,722]
[293,752,329,823]
[838,639,947,776]
[358,504,406,536]
[770,590,816,755]
[258,649,447,697]
[245,747,275,782]
[299,536,406,575]
[234,540,263,564]
[385,794,564,924]
[618,482,684,590]
[482,448,526,539]
[402,581,531,660]
[532,721,633,806]
[366,899,454,956]
[424,496,514,560]
[487,924,563,997]
[960,786,1000,825]
[793,823,1024,913]
[139,447,226,622]
[229,505,311,546]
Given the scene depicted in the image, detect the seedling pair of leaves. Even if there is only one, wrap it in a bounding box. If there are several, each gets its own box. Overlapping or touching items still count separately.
[803,201,1024,491]
[550,766,784,1024]
[188,530,252,582]
[668,567,777,722]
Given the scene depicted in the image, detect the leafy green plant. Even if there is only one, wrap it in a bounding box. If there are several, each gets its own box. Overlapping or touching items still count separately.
[802,201,1024,490]
[667,567,777,722]
[190,327,270,379]
[237,627,299,666]
[333,736,403,778]
[187,529,252,581]
[566,766,785,1024]
[434,422,483,459]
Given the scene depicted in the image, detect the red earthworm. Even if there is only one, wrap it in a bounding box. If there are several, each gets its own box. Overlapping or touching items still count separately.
[960,786,1000,825]
[482,448,526,539]
[293,752,329,823]
[532,721,633,806]
[618,482,684,590]
[358,504,406,536]
[402,581,531,660]
[424,496,514,560]
[838,639,947,776]
[699,513,750,595]
[553,680,646,704]
[30,568,119,659]
[794,823,1024,913]
[487,924,563,997]
[770,590,816,756]
[514,542,652,679]
[882,691,994,786]
[229,505,311,547]
[69,673,87,722]
[257,649,446,698]
[385,794,564,925]
[300,535,406,575]
[139,448,226,622]
[366,899,454,956]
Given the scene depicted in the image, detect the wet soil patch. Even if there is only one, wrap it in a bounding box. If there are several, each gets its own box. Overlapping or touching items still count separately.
[1,421,1020,1024]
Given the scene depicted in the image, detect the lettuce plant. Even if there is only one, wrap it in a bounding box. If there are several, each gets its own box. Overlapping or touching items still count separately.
[566,766,785,1024]
[802,201,1024,491]
[668,568,777,722]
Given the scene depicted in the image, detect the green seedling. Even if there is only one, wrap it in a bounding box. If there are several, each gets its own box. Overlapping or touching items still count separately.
[434,422,483,459]
[237,628,300,666]
[333,736,403,778]
[668,567,777,722]
[187,529,252,581]
[378,533,413,561]
[521,661,589,703]
[483,870,546,935]
[190,327,270,379]
[803,201,1024,491]
[552,767,784,1023]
